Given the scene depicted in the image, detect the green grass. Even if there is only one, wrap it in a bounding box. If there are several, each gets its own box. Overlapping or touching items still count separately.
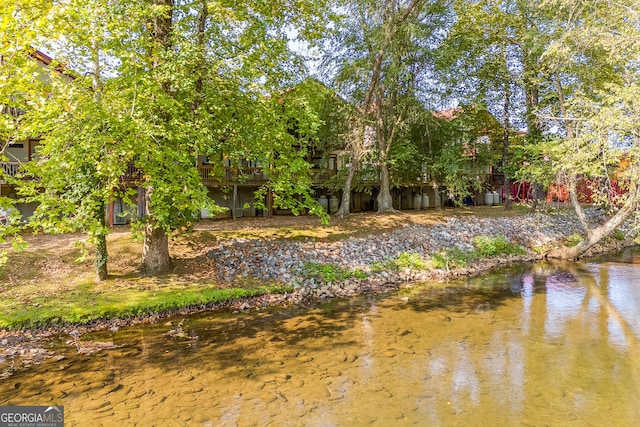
[0,283,293,330]
[369,252,430,273]
[369,238,526,274]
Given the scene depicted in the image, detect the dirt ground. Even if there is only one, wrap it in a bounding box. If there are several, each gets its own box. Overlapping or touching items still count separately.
[192,209,448,235]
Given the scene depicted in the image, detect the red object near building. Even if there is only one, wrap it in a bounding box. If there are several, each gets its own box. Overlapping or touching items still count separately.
[509,181,533,202]
[546,177,628,204]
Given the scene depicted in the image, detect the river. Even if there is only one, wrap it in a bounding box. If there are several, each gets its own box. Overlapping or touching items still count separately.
[2,249,640,426]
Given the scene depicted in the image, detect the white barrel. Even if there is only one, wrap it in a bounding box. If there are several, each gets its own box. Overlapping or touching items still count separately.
[413,194,422,210]
[485,192,494,205]
[421,194,429,209]
[318,195,329,212]
[329,196,339,214]
[493,191,501,205]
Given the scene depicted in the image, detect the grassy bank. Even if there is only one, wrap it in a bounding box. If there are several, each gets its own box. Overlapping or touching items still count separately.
[0,206,538,330]
[0,281,293,330]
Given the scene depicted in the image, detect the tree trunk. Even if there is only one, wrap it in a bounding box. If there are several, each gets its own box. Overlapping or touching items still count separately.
[140,186,171,275]
[530,182,546,211]
[141,222,171,275]
[335,161,356,219]
[356,1,419,217]
[432,181,441,210]
[90,26,108,282]
[95,233,108,281]
[232,184,238,219]
[548,186,639,259]
[522,15,545,210]
[502,44,513,211]
[138,0,173,276]
[94,205,108,281]
[377,162,394,213]
[548,213,629,259]
[503,176,512,209]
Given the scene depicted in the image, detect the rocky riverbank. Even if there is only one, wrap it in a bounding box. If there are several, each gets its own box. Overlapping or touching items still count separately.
[194,207,629,297]
[1,208,637,377]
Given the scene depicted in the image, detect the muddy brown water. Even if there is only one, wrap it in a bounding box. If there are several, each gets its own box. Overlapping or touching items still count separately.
[2,249,640,426]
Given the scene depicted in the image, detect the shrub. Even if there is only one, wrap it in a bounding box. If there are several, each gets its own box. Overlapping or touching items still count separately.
[473,235,526,256]
[613,230,626,241]
[429,236,525,272]
[565,233,583,247]
[430,248,471,270]
[350,268,369,279]
[302,262,368,283]
[390,252,429,270]
[370,261,384,273]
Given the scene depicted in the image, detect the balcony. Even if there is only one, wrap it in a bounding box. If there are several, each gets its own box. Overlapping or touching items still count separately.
[198,165,269,185]
[0,162,20,180]
[309,168,337,184]
[121,163,143,183]
[3,160,338,187]
[198,165,337,186]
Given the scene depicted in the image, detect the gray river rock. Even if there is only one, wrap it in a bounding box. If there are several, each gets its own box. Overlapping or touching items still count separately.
[199,208,631,301]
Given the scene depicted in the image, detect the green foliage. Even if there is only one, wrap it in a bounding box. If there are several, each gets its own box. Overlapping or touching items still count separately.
[564,233,583,247]
[389,138,426,186]
[323,0,451,213]
[425,107,503,202]
[613,231,626,241]
[3,0,335,275]
[529,0,640,240]
[370,261,385,273]
[472,235,526,257]
[430,248,471,270]
[388,252,429,270]
[302,262,368,283]
[369,252,430,273]
[509,135,565,190]
[430,235,525,271]
[370,244,526,274]
[0,208,27,268]
[437,1,559,209]
[252,80,350,225]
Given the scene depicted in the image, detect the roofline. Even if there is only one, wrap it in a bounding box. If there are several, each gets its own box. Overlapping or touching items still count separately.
[29,49,55,66]
[28,48,74,78]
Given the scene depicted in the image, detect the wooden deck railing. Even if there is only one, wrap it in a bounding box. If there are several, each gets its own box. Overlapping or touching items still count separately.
[0,162,20,178]
[121,163,143,183]
[309,168,337,183]
[198,165,270,183]
[198,164,215,180]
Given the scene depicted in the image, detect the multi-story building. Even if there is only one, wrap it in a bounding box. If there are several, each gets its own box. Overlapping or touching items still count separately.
[2,53,508,226]
[1,49,66,220]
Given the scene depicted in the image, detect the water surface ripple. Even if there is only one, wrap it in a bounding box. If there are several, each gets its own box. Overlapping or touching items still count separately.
[2,249,640,426]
